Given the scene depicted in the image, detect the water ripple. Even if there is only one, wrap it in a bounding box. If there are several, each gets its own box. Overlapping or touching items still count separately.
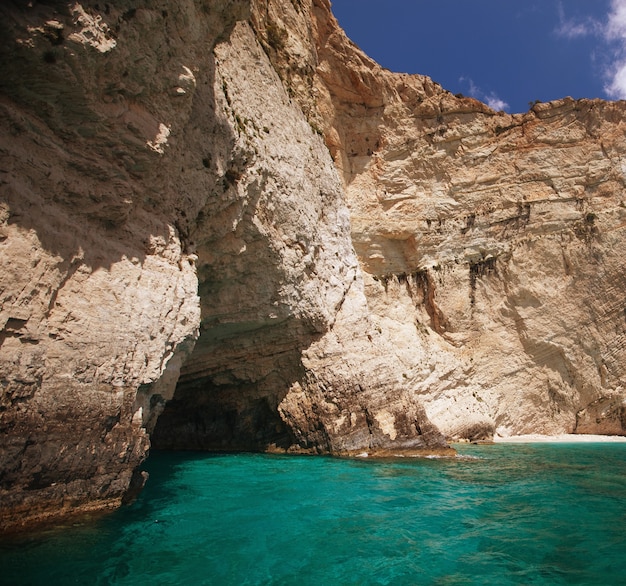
[1,444,626,585]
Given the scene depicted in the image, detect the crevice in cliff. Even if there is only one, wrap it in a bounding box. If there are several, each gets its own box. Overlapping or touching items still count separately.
[469,256,498,306]
[374,269,449,337]
[362,403,375,448]
[575,396,626,435]
[409,269,449,336]
[150,320,322,453]
[151,381,296,452]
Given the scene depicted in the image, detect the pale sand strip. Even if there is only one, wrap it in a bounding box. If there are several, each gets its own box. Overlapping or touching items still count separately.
[494,434,626,443]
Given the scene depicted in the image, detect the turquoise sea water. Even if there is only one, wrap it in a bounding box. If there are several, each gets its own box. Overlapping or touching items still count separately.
[1,443,626,586]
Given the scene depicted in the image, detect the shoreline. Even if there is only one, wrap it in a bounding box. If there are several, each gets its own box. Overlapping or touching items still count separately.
[493,433,626,443]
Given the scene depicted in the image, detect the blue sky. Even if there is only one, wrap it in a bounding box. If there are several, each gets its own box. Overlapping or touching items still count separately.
[331,0,626,113]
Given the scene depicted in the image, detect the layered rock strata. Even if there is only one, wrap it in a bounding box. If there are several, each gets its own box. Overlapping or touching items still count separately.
[1,0,625,532]
[0,0,451,531]
[307,1,626,440]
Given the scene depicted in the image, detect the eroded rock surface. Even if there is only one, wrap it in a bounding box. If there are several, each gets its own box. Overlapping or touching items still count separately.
[150,3,449,459]
[1,0,625,531]
[308,0,626,440]
[0,0,451,531]
[0,0,226,530]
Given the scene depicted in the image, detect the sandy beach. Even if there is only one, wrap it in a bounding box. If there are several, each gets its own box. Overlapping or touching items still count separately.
[493,434,626,443]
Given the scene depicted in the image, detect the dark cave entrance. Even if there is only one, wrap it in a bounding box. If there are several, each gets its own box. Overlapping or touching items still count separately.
[150,377,295,452]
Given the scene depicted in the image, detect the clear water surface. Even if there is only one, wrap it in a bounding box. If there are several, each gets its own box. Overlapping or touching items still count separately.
[1,443,625,585]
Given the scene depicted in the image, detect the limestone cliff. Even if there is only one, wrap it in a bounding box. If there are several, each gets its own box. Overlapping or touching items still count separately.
[0,0,449,531]
[306,2,626,441]
[0,0,624,532]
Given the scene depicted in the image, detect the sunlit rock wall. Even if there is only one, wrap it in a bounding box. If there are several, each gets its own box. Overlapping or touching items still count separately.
[0,0,451,531]
[2,0,625,532]
[150,1,449,459]
[308,0,626,440]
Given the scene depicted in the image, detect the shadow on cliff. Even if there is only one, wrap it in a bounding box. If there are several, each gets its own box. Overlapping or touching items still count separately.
[0,0,272,530]
[1,2,333,456]
[0,1,245,274]
[150,315,323,453]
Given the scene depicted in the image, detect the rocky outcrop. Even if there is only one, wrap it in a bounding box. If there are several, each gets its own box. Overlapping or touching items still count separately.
[1,0,625,531]
[150,2,450,460]
[0,0,451,531]
[308,0,626,440]
[0,0,217,529]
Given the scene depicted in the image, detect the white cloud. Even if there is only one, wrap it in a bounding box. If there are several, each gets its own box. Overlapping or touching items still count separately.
[556,20,593,39]
[459,77,510,112]
[555,2,602,39]
[604,0,626,98]
[606,0,626,40]
[604,61,626,98]
[485,94,509,112]
[556,0,626,99]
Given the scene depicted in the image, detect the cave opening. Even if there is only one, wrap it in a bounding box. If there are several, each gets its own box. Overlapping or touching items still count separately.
[150,378,295,453]
[148,317,323,456]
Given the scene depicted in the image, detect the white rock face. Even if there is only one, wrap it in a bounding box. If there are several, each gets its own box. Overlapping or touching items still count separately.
[150,9,449,459]
[0,0,450,531]
[1,0,624,531]
[309,3,626,440]
[0,0,229,529]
